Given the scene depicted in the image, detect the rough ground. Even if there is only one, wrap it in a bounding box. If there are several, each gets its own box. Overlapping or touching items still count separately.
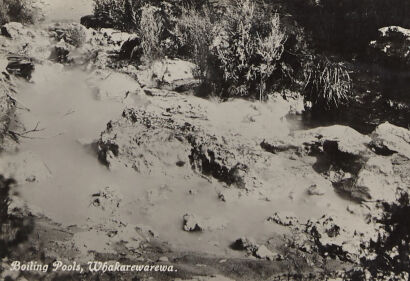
[0,17,409,281]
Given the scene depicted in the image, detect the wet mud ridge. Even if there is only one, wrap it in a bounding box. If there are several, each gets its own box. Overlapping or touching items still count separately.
[0,21,409,281]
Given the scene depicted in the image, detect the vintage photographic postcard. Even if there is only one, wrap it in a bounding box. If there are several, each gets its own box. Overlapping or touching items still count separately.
[0,0,409,280]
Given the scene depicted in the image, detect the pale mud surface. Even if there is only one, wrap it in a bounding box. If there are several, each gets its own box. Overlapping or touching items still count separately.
[3,60,367,267]
[39,0,93,23]
[8,63,343,256]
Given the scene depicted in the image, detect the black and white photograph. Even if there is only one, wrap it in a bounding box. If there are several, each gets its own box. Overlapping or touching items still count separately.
[0,0,409,280]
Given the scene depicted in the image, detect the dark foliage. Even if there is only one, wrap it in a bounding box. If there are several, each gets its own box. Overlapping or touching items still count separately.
[0,175,33,259]
[360,192,410,279]
[287,0,410,55]
[0,0,35,25]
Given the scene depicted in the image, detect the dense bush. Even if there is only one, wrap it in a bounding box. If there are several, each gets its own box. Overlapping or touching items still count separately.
[93,0,137,31]
[0,0,35,25]
[174,6,213,80]
[93,0,355,108]
[366,192,410,279]
[93,0,200,32]
[94,0,189,60]
[288,0,410,55]
[208,0,287,100]
[303,56,351,111]
[347,192,410,280]
[139,5,164,62]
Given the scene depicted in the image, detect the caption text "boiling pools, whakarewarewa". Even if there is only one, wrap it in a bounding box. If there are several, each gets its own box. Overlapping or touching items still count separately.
[9,261,177,273]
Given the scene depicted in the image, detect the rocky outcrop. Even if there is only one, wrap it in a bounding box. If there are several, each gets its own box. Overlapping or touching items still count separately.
[269,211,373,263]
[98,106,261,190]
[1,22,31,39]
[1,22,137,68]
[98,107,193,175]
[136,59,200,92]
[182,213,226,232]
[370,26,410,66]
[292,125,372,157]
[183,214,205,232]
[47,24,135,67]
[262,122,410,203]
[263,125,371,158]
[267,212,300,228]
[354,156,398,202]
[0,23,51,62]
[90,186,122,215]
[5,56,35,80]
[232,237,282,261]
[371,122,410,159]
[48,23,88,47]
[81,15,114,29]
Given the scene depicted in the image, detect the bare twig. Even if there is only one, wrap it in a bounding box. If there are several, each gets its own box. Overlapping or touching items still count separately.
[7,121,45,140]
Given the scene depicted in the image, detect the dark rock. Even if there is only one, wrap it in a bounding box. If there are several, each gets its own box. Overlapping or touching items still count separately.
[50,40,75,63]
[370,26,410,67]
[137,59,199,92]
[267,212,299,227]
[307,184,326,196]
[90,186,122,215]
[48,23,88,48]
[232,237,280,260]
[80,15,114,29]
[119,36,142,61]
[6,56,34,80]
[183,214,204,232]
[231,237,258,252]
[260,139,300,154]
[1,22,27,39]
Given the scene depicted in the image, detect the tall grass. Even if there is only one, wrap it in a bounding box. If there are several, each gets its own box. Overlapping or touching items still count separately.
[304,56,352,111]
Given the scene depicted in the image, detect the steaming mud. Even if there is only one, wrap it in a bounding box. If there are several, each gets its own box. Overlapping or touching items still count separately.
[7,64,281,256]
[40,0,93,23]
[6,63,368,259]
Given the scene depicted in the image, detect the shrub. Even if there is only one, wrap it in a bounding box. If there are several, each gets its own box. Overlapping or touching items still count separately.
[174,6,213,80]
[303,56,351,111]
[139,4,163,62]
[346,192,410,280]
[93,0,138,31]
[50,24,88,47]
[93,0,185,61]
[208,0,286,100]
[0,0,36,25]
